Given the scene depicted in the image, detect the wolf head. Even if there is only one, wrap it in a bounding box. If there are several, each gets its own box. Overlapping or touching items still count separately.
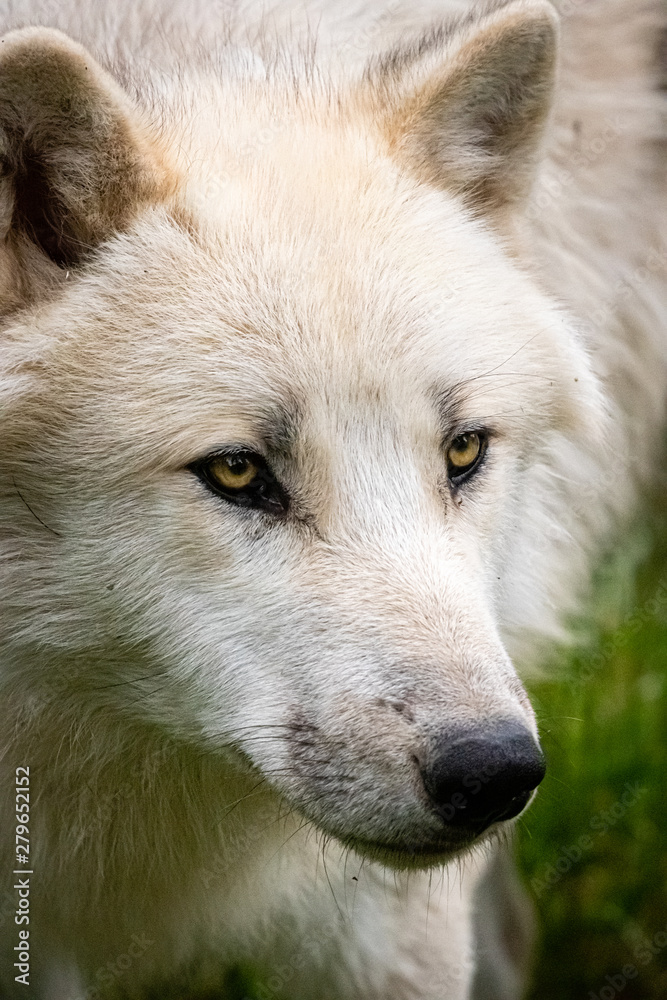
[0,2,605,865]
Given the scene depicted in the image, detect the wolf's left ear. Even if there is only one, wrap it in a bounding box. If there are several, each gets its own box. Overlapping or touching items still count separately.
[373,0,558,213]
[0,27,171,306]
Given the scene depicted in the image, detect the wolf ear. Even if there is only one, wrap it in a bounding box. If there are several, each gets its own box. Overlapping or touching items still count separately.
[375,0,558,213]
[0,28,169,304]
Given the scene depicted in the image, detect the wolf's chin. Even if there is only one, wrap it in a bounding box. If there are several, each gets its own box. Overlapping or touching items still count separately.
[334,827,500,872]
[338,836,469,871]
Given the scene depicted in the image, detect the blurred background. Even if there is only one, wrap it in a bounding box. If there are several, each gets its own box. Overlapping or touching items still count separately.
[519,483,667,1000]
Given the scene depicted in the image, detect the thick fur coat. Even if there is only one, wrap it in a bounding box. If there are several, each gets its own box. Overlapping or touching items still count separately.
[0,1,665,998]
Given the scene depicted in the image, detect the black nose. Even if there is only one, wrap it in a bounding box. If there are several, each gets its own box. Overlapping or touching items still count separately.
[421,721,545,834]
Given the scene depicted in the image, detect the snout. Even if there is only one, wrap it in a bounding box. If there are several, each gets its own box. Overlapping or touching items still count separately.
[421,721,545,835]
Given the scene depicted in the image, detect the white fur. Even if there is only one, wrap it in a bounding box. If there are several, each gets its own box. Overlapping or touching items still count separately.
[0,1,664,997]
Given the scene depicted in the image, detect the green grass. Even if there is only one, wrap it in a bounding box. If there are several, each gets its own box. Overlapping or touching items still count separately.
[519,490,667,1000]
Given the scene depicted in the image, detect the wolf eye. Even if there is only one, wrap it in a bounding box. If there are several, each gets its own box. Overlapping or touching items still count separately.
[190,450,289,515]
[209,454,259,490]
[446,432,486,483]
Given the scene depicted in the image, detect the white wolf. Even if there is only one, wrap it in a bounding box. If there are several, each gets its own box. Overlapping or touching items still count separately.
[0,0,664,997]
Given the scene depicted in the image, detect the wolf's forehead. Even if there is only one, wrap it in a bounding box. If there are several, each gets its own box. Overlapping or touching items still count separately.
[177,179,554,369]
[174,218,566,432]
[144,310,561,466]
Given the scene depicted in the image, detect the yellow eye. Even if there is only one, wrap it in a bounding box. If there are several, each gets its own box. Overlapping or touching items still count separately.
[191,449,288,514]
[208,454,258,490]
[447,432,483,476]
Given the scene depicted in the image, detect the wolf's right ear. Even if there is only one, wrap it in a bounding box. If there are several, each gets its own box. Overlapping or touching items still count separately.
[0,28,171,309]
[370,0,558,216]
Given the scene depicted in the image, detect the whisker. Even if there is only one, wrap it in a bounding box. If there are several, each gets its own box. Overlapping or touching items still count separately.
[12,475,62,536]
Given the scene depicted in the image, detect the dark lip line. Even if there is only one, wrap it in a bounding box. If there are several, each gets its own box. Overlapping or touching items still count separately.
[342,832,479,859]
[341,813,518,859]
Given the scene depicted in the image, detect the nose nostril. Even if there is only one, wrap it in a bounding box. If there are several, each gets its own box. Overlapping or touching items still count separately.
[421,721,545,835]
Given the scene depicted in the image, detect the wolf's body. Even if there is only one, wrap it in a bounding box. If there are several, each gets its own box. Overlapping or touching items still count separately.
[0,1,664,998]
